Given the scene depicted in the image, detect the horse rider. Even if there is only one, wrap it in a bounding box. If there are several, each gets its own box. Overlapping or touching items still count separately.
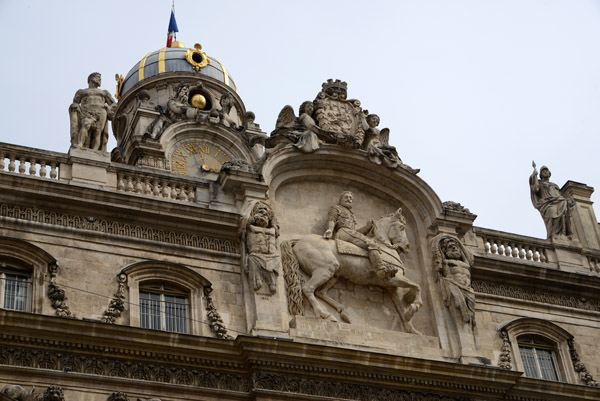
[323,191,391,279]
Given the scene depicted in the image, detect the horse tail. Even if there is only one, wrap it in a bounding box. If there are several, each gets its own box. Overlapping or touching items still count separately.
[280,239,304,315]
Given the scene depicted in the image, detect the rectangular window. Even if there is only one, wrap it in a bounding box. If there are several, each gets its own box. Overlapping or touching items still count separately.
[519,344,560,381]
[140,290,188,334]
[0,272,31,311]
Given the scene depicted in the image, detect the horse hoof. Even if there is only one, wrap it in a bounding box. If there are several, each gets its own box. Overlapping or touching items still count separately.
[340,311,351,323]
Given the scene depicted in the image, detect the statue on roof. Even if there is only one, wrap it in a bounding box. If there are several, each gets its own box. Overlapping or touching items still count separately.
[529,162,575,240]
[69,72,116,151]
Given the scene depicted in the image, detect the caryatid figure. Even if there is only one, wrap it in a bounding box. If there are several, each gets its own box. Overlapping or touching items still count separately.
[243,201,280,294]
[435,236,475,327]
[69,72,116,151]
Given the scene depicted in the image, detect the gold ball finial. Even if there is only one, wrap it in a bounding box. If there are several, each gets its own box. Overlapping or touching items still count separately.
[191,94,207,109]
[171,41,185,48]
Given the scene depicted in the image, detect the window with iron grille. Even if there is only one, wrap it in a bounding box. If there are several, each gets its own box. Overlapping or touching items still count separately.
[518,337,560,381]
[139,283,189,334]
[0,269,31,312]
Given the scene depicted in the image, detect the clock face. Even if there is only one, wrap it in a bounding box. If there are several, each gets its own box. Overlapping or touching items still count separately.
[171,141,232,177]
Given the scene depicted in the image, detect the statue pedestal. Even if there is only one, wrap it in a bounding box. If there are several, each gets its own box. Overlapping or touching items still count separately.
[288,316,441,358]
[65,146,113,188]
[245,277,289,336]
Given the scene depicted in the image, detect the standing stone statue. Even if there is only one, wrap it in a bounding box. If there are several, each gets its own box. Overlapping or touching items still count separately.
[242,201,280,294]
[69,72,116,151]
[432,236,475,327]
[323,191,392,279]
[529,164,575,239]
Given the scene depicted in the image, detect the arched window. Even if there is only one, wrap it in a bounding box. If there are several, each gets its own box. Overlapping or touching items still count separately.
[120,261,212,336]
[0,236,57,314]
[518,336,561,381]
[499,318,576,383]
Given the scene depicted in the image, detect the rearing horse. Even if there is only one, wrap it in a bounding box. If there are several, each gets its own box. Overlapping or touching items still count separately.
[281,209,422,334]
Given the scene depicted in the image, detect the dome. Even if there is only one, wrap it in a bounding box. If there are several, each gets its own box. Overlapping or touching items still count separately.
[121,44,237,96]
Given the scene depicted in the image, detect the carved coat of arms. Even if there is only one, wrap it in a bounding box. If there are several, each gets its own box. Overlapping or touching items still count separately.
[314,79,366,148]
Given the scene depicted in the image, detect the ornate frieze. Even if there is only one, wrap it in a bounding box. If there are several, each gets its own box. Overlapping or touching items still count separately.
[472,280,600,312]
[1,384,64,401]
[0,343,248,392]
[252,371,473,401]
[0,204,238,254]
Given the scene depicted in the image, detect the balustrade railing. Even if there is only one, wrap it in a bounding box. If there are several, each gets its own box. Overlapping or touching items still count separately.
[0,143,67,180]
[112,166,198,203]
[588,256,600,273]
[475,227,553,264]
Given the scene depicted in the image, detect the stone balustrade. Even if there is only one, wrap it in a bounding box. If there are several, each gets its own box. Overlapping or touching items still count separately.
[588,255,600,273]
[0,143,67,180]
[475,227,552,264]
[112,166,198,203]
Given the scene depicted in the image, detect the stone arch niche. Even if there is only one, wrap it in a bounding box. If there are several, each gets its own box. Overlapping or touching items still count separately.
[262,146,449,357]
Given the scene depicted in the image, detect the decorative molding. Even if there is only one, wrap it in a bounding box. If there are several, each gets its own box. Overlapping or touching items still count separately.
[204,287,233,340]
[0,332,241,369]
[47,263,73,318]
[568,339,600,387]
[472,280,600,312]
[498,330,512,370]
[252,371,473,401]
[0,343,249,392]
[102,273,127,324]
[0,204,239,254]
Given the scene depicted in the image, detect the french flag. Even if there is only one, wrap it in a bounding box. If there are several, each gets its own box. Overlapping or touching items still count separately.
[166,9,179,48]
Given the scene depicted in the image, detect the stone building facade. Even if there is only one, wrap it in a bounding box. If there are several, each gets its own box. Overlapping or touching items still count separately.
[0,43,599,401]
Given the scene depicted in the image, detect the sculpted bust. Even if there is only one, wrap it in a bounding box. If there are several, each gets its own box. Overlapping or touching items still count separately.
[69,72,116,151]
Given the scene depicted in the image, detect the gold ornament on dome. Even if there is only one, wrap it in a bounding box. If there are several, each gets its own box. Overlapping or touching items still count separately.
[185,43,211,71]
[171,41,185,48]
[114,73,124,99]
[191,94,207,109]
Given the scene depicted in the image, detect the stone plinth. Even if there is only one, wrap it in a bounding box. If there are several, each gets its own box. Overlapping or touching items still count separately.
[289,316,442,359]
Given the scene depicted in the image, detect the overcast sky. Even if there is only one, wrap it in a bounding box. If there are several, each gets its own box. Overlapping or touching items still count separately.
[1,0,599,239]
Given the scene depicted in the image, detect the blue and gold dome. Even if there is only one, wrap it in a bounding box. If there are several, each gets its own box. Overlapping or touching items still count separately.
[120,43,237,96]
